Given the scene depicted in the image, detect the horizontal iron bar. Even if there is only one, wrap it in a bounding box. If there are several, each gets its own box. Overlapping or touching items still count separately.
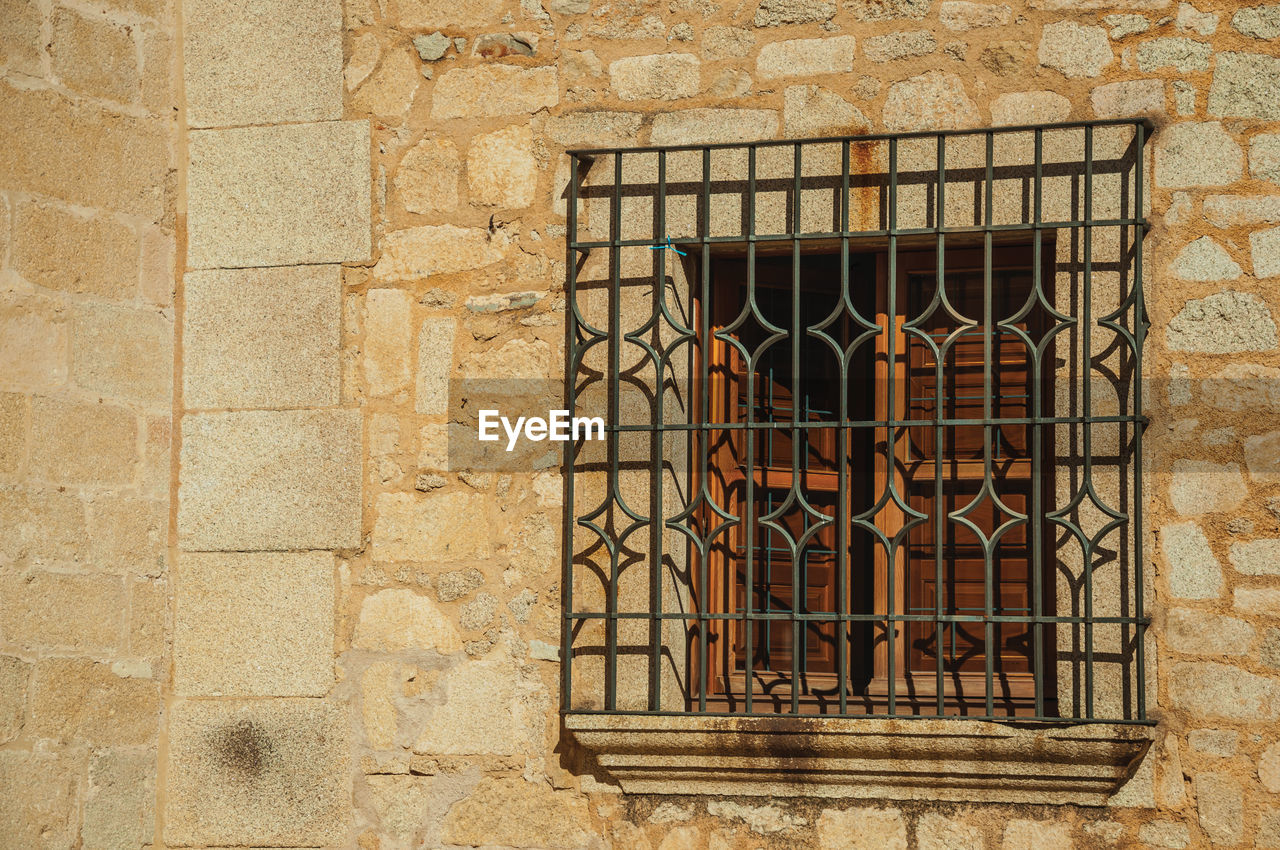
[566,612,1151,625]
[567,117,1156,157]
[561,708,1157,725]
[583,415,1149,432]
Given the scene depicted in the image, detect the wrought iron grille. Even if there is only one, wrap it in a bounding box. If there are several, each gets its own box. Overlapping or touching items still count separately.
[562,119,1153,724]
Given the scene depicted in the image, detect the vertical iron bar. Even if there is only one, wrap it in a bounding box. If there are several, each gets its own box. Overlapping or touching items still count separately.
[1031,128,1046,719]
[605,151,623,711]
[745,146,758,714]
[983,130,995,719]
[934,135,946,717]
[790,141,803,715]
[887,137,898,717]
[1133,122,1148,721]
[1083,126,1095,720]
[648,151,667,711]
[698,147,712,713]
[562,154,580,713]
[838,140,850,716]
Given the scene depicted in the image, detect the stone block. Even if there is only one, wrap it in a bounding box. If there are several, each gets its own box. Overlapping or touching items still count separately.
[916,812,983,850]
[1236,587,1280,615]
[0,655,29,743]
[1228,537,1280,575]
[468,124,537,208]
[847,0,930,19]
[373,224,511,281]
[649,109,778,146]
[363,288,413,398]
[178,409,362,551]
[863,31,936,62]
[1234,4,1280,38]
[0,485,89,568]
[1091,78,1164,119]
[1166,291,1276,353]
[71,302,173,409]
[29,397,138,486]
[610,53,700,100]
[441,777,595,848]
[0,392,23,477]
[1253,226,1280,278]
[415,317,455,416]
[165,699,350,846]
[817,808,907,849]
[756,37,855,79]
[991,91,1071,126]
[30,657,159,745]
[1176,2,1217,34]
[1138,821,1189,849]
[1188,729,1238,756]
[1038,21,1112,77]
[350,48,420,119]
[86,494,167,577]
[1160,521,1222,599]
[396,137,461,213]
[940,1,1011,29]
[1169,661,1280,721]
[0,296,68,393]
[129,576,167,659]
[0,750,81,850]
[1169,460,1246,515]
[1261,742,1280,792]
[1202,195,1280,227]
[0,82,169,219]
[187,121,371,269]
[539,111,643,147]
[141,26,177,116]
[1165,609,1254,655]
[1194,773,1242,845]
[1209,52,1280,120]
[1170,237,1241,282]
[0,0,43,77]
[430,65,558,119]
[1260,810,1280,850]
[783,86,869,137]
[413,653,535,754]
[1155,122,1243,188]
[13,200,138,300]
[1001,820,1071,850]
[1136,37,1210,72]
[184,265,341,409]
[175,552,335,697]
[353,587,462,652]
[753,0,835,26]
[50,6,139,105]
[183,0,342,127]
[83,748,156,850]
[371,491,492,563]
[882,71,980,132]
[703,26,754,60]
[400,0,510,27]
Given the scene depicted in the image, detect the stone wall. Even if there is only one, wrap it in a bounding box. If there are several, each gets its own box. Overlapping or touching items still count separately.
[0,0,178,846]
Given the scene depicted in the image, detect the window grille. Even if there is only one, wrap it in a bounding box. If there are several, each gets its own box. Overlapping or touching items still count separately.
[561,119,1153,725]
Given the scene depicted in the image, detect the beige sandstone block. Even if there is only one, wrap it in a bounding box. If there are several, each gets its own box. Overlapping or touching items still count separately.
[29,397,138,486]
[990,91,1071,125]
[184,265,341,409]
[71,302,173,409]
[0,655,29,743]
[0,485,89,568]
[373,224,510,281]
[13,201,138,299]
[0,571,125,652]
[82,748,156,850]
[178,409,362,551]
[0,0,44,77]
[1165,609,1255,654]
[396,137,461,213]
[1166,291,1277,353]
[1001,820,1071,849]
[940,1,1011,29]
[30,657,159,745]
[353,587,462,652]
[363,288,414,397]
[468,124,537,209]
[430,65,558,119]
[0,749,82,850]
[610,53,700,100]
[0,392,23,476]
[1091,78,1165,118]
[1169,460,1247,516]
[351,48,421,119]
[783,86,869,137]
[416,317,456,415]
[1155,122,1243,188]
[702,25,755,60]
[413,654,533,754]
[371,490,492,563]
[187,121,371,269]
[917,812,983,849]
[817,808,907,849]
[141,25,177,116]
[183,0,341,127]
[50,6,139,105]
[0,295,68,392]
[400,0,509,28]
[863,31,936,63]
[1194,773,1243,845]
[649,108,778,146]
[86,494,167,577]
[882,71,980,132]
[165,699,350,846]
[129,576,167,659]
[441,777,595,848]
[756,36,855,79]
[175,552,335,697]
[1138,821,1188,848]
[1236,587,1280,616]
[1037,21,1113,78]
[1169,661,1280,720]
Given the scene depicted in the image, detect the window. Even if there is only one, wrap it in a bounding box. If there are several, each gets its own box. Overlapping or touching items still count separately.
[561,121,1151,734]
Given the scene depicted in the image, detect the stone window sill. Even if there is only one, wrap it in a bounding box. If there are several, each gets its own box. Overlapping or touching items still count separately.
[563,713,1154,805]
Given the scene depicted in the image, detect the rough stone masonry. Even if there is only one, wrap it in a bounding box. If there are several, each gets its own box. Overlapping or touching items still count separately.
[3,0,1280,846]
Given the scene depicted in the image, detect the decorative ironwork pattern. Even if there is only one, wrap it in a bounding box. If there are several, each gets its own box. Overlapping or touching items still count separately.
[562,119,1153,725]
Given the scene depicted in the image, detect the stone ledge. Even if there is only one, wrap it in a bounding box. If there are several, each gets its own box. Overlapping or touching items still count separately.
[564,713,1153,805]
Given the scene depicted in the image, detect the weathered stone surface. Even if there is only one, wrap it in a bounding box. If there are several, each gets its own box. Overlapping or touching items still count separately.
[364,288,413,398]
[1138,821,1189,849]
[1169,662,1280,720]
[437,567,484,602]
[1187,729,1238,756]
[990,91,1071,125]
[979,40,1032,75]
[396,137,460,213]
[0,570,126,652]
[400,0,508,27]
[178,409,362,551]
[0,655,27,743]
[1160,522,1222,600]
[0,750,81,850]
[414,653,534,753]
[13,200,138,299]
[30,657,158,744]
[0,485,90,569]
[1253,227,1280,278]
[609,53,699,100]
[1104,13,1150,38]
[1166,291,1276,353]
[165,699,350,846]
[85,494,166,578]
[708,68,752,97]
[183,0,341,127]
[372,491,492,563]
[703,26,755,59]
[1170,460,1247,515]
[1202,194,1280,227]
[1260,809,1280,849]
[0,296,70,392]
[1172,80,1196,115]
[351,48,421,118]
[441,777,595,848]
[1170,237,1241,282]
[1091,78,1164,118]
[468,124,537,208]
[939,1,1010,29]
[1002,820,1071,850]
[51,7,139,105]
[0,394,22,478]
[817,808,906,849]
[1236,587,1280,615]
[882,71,979,131]
[540,111,643,146]
[346,31,381,90]
[1247,431,1280,483]
[1166,609,1255,654]
[82,748,156,850]
[757,36,855,78]
[864,30,935,62]
[1136,37,1211,72]
[71,302,172,408]
[649,109,778,146]
[416,317,456,415]
[1233,4,1280,38]
[0,0,43,77]
[847,0,931,19]
[916,813,982,850]
[1194,773,1243,845]
[29,397,137,486]
[1176,1,1217,34]
[753,0,834,26]
[1260,742,1280,792]
[1228,537,1280,575]
[1038,21,1112,78]
[432,65,558,119]
[1210,52,1280,120]
[1155,122,1244,187]
[784,86,869,137]
[373,224,511,281]
[187,121,371,268]
[354,588,462,652]
[175,552,334,697]
[184,265,340,409]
